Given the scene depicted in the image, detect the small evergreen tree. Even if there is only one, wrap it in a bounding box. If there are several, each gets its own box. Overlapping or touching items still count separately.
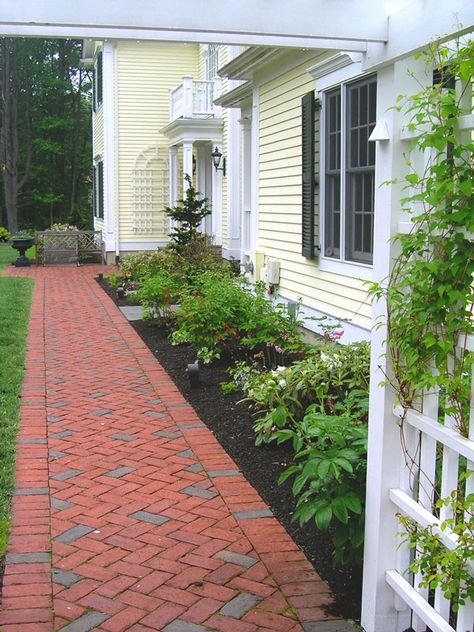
[164,174,211,251]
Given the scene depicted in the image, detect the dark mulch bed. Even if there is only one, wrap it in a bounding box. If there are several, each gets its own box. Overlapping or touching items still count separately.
[102,278,363,622]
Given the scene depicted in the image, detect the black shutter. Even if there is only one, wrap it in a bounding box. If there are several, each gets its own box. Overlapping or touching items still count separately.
[302,91,315,259]
[98,161,104,219]
[92,165,97,216]
[97,51,103,108]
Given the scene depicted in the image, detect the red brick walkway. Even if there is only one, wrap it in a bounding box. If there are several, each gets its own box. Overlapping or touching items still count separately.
[0,266,338,632]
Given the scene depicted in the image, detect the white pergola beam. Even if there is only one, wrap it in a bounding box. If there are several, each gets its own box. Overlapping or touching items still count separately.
[364,0,474,70]
[0,0,388,45]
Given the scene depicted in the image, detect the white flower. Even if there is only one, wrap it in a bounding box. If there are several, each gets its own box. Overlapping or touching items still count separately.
[278,379,287,388]
[275,365,286,372]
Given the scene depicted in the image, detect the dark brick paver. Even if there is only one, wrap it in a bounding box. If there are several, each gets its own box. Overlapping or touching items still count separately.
[0,266,340,631]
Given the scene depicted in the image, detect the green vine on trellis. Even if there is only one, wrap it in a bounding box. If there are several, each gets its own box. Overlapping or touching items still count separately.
[369,39,474,438]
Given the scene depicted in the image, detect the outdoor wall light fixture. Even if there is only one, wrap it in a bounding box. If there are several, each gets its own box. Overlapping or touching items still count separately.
[211,146,226,176]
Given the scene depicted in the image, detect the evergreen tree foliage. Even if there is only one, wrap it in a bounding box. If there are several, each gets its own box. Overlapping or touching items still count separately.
[0,38,92,232]
[164,174,211,251]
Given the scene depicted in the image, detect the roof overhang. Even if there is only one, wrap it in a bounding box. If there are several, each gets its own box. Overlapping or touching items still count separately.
[160,118,223,146]
[214,81,252,108]
[218,48,280,80]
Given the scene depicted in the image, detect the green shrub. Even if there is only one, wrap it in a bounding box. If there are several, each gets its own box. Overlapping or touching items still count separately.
[232,340,370,564]
[172,273,303,364]
[105,272,123,288]
[47,223,79,231]
[0,227,11,242]
[236,341,370,442]
[119,236,226,289]
[278,395,368,565]
[137,269,182,325]
[120,250,174,284]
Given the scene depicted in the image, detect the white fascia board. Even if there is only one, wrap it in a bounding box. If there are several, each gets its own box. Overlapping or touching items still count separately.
[218,47,282,80]
[274,293,371,344]
[117,241,169,252]
[363,0,474,70]
[308,52,362,81]
[161,119,223,146]
[0,0,388,44]
[215,82,252,108]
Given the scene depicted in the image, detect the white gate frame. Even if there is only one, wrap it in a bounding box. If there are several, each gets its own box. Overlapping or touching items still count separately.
[361,41,474,632]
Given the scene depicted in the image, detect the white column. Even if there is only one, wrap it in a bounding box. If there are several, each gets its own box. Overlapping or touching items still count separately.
[102,41,118,257]
[211,150,222,246]
[168,146,178,238]
[226,106,241,258]
[361,56,427,632]
[182,76,193,118]
[250,85,260,252]
[239,115,252,258]
[195,144,211,235]
[182,141,193,191]
[169,146,178,206]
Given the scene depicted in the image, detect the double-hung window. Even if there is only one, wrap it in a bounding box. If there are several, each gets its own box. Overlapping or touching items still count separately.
[93,51,103,112]
[323,75,376,265]
[93,160,104,219]
[205,44,219,80]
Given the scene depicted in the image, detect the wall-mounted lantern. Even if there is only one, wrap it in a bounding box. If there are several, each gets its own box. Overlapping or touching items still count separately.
[211,146,226,176]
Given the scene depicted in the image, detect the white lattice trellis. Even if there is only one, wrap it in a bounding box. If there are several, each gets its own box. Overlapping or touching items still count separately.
[362,53,474,632]
[132,146,169,235]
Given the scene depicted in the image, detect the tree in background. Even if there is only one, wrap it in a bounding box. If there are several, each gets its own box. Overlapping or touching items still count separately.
[0,38,92,232]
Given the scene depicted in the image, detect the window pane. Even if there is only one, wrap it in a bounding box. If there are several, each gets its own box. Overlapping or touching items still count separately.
[363,210,373,254]
[369,81,377,122]
[325,174,341,257]
[345,76,376,263]
[325,89,341,258]
[354,210,362,253]
[359,126,368,166]
[350,87,359,126]
[350,129,358,167]
[360,84,368,125]
[368,137,375,165]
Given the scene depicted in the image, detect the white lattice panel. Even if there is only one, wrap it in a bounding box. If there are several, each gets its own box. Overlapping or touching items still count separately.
[132,146,169,235]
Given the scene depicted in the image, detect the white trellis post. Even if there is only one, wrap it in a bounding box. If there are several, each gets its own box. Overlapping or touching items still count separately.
[361,55,431,632]
[362,43,474,632]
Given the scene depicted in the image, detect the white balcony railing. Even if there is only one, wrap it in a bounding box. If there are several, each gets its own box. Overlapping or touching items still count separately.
[169,76,222,122]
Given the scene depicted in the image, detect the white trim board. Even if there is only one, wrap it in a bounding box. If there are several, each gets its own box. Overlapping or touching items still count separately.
[115,241,169,252]
[275,293,370,344]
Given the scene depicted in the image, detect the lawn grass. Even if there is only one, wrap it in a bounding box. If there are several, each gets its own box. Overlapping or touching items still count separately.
[0,242,36,272]
[0,242,17,271]
[0,252,34,554]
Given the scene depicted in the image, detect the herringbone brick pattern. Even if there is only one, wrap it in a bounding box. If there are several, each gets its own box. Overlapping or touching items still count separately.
[1,266,338,631]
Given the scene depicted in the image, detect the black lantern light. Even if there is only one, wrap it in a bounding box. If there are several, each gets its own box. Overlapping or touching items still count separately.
[211,146,226,176]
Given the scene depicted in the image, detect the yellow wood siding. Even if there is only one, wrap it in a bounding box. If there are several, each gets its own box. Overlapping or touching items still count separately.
[258,56,371,330]
[116,42,199,242]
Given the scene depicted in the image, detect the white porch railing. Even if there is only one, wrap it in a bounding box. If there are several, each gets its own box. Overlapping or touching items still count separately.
[169,76,222,121]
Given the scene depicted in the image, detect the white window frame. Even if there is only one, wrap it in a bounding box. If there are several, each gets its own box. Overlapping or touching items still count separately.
[204,44,219,80]
[317,60,375,281]
[93,156,104,220]
[93,50,103,113]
